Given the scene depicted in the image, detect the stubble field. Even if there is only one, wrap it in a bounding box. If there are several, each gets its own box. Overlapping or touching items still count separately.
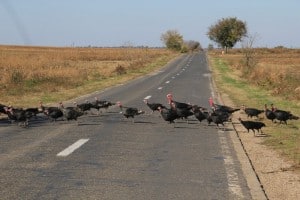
[0,45,178,107]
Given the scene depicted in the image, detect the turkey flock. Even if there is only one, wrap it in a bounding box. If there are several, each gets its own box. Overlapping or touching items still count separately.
[0,94,299,136]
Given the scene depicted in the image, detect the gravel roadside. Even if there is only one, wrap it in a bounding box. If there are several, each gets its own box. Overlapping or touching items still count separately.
[220,93,300,200]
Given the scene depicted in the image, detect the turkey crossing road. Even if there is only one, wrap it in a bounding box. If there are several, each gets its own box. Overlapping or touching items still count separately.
[0,52,263,199]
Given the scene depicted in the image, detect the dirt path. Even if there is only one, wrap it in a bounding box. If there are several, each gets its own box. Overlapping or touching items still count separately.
[220,93,300,200]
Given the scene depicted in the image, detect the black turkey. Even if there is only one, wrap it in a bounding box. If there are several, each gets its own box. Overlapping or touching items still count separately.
[43,103,64,122]
[166,93,192,110]
[0,103,8,115]
[158,106,178,126]
[192,106,207,124]
[272,106,299,125]
[92,97,115,114]
[76,101,95,113]
[264,104,276,122]
[210,111,230,129]
[4,107,33,127]
[122,107,145,123]
[143,99,165,113]
[60,102,84,121]
[239,118,266,136]
[241,105,264,118]
[170,102,193,123]
[213,104,240,114]
[209,97,239,114]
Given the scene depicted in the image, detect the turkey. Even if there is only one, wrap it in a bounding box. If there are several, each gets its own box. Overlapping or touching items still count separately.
[210,111,230,129]
[143,99,165,113]
[22,103,44,119]
[239,118,266,136]
[213,103,240,114]
[60,102,84,121]
[4,107,33,127]
[271,105,299,125]
[170,102,193,123]
[192,105,213,125]
[264,104,276,122]
[203,110,213,125]
[122,107,145,123]
[92,97,115,114]
[209,97,240,114]
[76,100,95,113]
[0,103,8,115]
[43,103,64,122]
[241,105,264,118]
[157,106,178,126]
[192,106,207,124]
[166,93,193,110]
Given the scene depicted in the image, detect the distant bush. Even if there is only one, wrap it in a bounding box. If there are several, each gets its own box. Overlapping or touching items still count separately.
[114,65,127,75]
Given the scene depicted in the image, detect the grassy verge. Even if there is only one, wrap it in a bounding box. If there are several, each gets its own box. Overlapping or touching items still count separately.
[208,54,300,167]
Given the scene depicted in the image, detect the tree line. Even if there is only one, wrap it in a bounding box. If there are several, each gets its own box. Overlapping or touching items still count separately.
[161,17,247,53]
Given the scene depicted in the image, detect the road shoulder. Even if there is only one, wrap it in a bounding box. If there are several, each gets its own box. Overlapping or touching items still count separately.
[219,93,300,200]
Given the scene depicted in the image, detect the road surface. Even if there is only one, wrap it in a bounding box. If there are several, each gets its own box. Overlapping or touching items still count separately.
[0,52,264,199]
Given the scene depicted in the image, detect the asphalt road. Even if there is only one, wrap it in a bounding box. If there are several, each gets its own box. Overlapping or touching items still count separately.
[0,52,256,199]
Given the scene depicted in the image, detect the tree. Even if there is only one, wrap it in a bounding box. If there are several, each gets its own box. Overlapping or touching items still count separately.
[161,30,183,51]
[207,44,214,51]
[184,40,202,51]
[207,17,247,52]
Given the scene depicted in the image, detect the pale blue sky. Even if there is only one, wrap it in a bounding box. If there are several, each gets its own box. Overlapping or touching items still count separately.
[0,0,299,48]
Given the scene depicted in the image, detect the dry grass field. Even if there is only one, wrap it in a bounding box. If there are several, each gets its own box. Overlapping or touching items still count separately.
[210,48,300,101]
[0,45,178,107]
[208,48,300,168]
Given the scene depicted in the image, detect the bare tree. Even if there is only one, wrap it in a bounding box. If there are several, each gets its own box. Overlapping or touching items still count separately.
[241,33,259,75]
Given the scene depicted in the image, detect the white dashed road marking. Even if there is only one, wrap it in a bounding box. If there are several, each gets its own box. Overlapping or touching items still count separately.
[57,139,89,157]
[158,87,163,90]
[144,95,152,100]
[165,81,170,84]
[218,131,244,198]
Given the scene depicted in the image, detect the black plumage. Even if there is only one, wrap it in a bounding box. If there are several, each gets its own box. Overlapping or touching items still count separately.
[46,108,63,121]
[76,101,95,112]
[166,93,192,110]
[264,104,276,122]
[239,118,266,136]
[92,97,115,113]
[4,107,33,127]
[213,103,240,114]
[123,107,145,122]
[242,105,264,118]
[169,102,193,122]
[143,99,165,113]
[210,111,230,128]
[158,106,178,124]
[60,103,84,121]
[192,106,207,123]
[273,109,299,125]
[203,111,213,125]
[43,104,64,122]
[0,103,8,115]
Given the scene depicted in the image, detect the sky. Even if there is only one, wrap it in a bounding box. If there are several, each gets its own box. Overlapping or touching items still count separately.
[0,0,299,48]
